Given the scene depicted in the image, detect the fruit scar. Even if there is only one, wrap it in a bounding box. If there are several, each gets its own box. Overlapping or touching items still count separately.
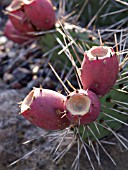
[80,46,119,97]
[64,89,100,125]
[20,87,70,130]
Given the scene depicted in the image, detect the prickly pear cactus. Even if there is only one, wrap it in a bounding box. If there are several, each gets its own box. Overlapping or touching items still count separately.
[45,25,128,169]
[4,0,127,169]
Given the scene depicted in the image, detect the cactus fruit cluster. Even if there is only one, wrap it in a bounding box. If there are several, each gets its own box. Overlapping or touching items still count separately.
[4,0,56,43]
[19,44,128,168]
[4,0,128,170]
[21,88,101,129]
[20,45,121,131]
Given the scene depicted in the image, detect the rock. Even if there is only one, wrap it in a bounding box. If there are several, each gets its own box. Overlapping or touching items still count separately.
[0,89,47,170]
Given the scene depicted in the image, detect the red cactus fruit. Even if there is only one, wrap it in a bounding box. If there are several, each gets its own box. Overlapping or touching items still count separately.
[20,88,70,130]
[64,89,100,125]
[22,0,56,30]
[6,0,36,33]
[4,19,32,44]
[80,46,119,97]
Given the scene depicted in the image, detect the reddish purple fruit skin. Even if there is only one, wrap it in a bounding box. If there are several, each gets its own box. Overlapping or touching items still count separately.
[21,88,70,130]
[65,89,100,125]
[23,0,56,30]
[9,8,35,33]
[4,19,31,44]
[80,47,119,96]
